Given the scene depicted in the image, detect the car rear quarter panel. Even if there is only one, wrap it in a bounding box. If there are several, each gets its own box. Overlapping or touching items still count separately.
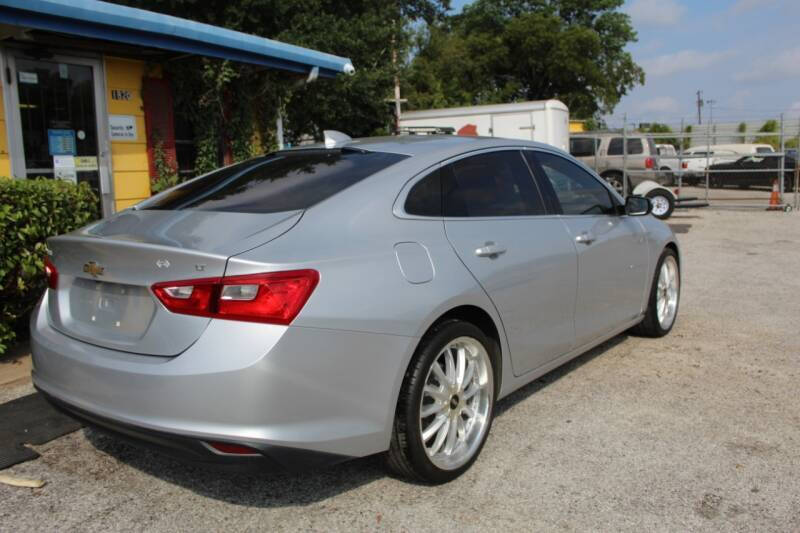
[225,163,514,445]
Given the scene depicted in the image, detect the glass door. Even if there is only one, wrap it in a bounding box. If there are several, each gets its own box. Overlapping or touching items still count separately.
[6,53,112,216]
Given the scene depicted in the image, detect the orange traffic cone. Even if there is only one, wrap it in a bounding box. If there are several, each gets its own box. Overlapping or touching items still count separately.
[767,179,782,211]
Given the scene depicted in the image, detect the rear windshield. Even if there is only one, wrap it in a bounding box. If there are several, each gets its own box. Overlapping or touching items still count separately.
[142,148,408,213]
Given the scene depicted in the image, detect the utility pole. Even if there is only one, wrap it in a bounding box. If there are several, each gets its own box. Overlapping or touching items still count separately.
[696,90,704,124]
[385,30,408,132]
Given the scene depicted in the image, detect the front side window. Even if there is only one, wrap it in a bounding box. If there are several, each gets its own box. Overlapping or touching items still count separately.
[142,148,408,213]
[532,152,616,216]
[442,151,546,217]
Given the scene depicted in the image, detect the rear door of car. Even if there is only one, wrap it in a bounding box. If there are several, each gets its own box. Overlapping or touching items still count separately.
[525,150,650,346]
[437,149,578,376]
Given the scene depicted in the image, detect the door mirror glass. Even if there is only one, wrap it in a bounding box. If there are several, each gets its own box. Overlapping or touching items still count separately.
[625,195,651,216]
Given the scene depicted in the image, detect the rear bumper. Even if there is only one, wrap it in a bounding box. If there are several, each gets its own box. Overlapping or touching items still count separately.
[30,297,416,462]
[38,387,349,471]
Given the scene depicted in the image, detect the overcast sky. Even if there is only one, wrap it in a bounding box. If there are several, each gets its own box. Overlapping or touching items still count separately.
[448,0,800,128]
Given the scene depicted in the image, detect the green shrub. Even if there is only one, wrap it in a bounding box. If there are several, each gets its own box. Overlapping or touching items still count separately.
[0,178,99,354]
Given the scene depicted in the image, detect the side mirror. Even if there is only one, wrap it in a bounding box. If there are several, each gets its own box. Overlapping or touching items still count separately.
[625,195,651,216]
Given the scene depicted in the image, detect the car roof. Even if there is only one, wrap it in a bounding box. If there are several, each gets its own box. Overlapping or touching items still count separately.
[284,134,562,158]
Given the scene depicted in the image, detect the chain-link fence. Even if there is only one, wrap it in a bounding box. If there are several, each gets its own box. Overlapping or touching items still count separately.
[571,117,799,213]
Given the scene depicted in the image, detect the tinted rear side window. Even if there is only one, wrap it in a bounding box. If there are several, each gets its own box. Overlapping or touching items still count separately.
[570,137,597,157]
[607,138,624,155]
[443,151,545,217]
[607,137,644,155]
[143,148,408,213]
[405,168,442,216]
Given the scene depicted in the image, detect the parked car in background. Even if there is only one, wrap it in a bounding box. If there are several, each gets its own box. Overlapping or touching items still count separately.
[32,134,680,484]
[680,146,740,185]
[569,132,662,192]
[708,153,797,190]
[570,132,677,218]
[709,143,775,155]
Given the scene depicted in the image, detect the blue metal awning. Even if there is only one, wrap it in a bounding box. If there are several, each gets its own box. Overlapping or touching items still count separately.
[0,0,355,78]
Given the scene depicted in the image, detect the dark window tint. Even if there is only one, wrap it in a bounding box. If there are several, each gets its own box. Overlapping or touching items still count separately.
[569,137,597,157]
[142,148,408,213]
[607,137,644,156]
[405,168,442,216]
[442,151,545,217]
[607,137,624,155]
[533,152,616,215]
[628,138,644,155]
[756,146,773,154]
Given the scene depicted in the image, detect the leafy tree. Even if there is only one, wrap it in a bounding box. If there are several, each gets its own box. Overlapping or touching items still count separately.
[639,123,677,148]
[757,119,779,149]
[737,121,747,143]
[404,0,644,119]
[682,125,692,151]
[110,0,448,171]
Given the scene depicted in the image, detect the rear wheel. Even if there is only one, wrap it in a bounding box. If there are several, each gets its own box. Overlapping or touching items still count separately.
[646,189,675,219]
[632,248,680,337]
[386,320,495,483]
[603,172,625,195]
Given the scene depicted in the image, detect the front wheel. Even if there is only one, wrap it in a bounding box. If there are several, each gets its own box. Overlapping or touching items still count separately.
[386,320,495,483]
[631,248,680,337]
[646,189,675,219]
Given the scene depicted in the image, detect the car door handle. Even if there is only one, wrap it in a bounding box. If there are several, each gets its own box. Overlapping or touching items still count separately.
[475,242,506,258]
[575,232,595,245]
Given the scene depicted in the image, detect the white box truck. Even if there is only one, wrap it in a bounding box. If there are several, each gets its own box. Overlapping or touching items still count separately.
[398,99,570,151]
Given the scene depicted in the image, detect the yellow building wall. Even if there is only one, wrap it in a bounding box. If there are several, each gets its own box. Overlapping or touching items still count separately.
[569,120,586,133]
[104,56,151,211]
[0,86,11,178]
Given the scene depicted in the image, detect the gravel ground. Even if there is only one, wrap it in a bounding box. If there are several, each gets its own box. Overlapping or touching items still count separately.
[1,208,799,532]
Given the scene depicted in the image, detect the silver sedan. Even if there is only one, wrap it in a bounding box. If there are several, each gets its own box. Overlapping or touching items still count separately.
[31,134,680,483]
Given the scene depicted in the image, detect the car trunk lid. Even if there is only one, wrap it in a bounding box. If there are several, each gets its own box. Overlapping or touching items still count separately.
[46,209,301,356]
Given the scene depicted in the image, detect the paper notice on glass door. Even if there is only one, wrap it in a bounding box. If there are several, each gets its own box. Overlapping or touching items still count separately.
[53,155,77,183]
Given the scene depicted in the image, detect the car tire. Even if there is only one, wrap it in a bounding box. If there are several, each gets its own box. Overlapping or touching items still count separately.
[602,172,625,195]
[631,248,680,338]
[646,189,675,219]
[386,320,496,484]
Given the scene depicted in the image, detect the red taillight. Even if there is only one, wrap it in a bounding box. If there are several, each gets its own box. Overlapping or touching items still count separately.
[44,256,58,289]
[206,441,261,455]
[682,161,688,169]
[151,269,319,325]
[645,157,654,169]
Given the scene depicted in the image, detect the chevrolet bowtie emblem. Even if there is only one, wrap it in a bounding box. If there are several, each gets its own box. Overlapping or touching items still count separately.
[83,261,105,278]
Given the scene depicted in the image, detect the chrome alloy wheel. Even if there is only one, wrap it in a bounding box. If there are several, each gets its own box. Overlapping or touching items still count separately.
[650,195,671,217]
[656,256,679,330]
[419,336,493,471]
